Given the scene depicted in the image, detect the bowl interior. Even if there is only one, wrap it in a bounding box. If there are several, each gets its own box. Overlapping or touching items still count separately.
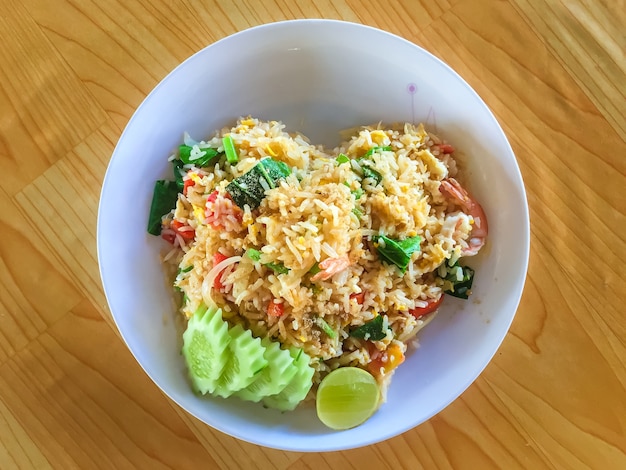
[98,19,529,452]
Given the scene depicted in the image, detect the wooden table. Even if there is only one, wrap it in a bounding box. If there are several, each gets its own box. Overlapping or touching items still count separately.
[1,1,624,468]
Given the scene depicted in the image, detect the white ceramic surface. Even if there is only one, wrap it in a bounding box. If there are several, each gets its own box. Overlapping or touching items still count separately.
[98,19,530,452]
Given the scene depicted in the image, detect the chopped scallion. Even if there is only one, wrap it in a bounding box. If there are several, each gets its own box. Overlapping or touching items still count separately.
[315,317,337,338]
[361,165,383,186]
[336,154,350,165]
[363,145,392,157]
[246,248,262,262]
[222,134,239,164]
[266,262,289,275]
[352,188,364,200]
[308,263,321,275]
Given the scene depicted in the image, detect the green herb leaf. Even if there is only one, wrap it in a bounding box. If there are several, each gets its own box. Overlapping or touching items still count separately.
[357,146,388,186]
[396,237,422,254]
[178,145,192,161]
[222,135,239,164]
[373,235,421,273]
[350,315,389,341]
[226,179,262,209]
[147,180,179,235]
[179,265,193,274]
[172,159,186,190]
[226,158,291,209]
[438,261,475,299]
[265,262,289,275]
[260,158,291,180]
[179,145,219,166]
[352,207,363,219]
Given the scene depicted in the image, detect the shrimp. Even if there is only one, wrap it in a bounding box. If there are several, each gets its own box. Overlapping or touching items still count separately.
[439,178,488,256]
[310,255,352,282]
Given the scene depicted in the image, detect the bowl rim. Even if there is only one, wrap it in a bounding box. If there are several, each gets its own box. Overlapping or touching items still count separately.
[97,18,530,452]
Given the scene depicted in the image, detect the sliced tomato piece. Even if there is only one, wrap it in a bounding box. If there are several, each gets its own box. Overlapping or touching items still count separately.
[183,178,195,196]
[267,299,284,317]
[408,295,444,319]
[206,190,219,204]
[439,144,455,154]
[161,231,176,244]
[350,292,365,305]
[212,252,229,290]
[171,220,195,241]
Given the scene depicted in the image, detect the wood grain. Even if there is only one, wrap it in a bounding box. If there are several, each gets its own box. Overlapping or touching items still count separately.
[511,0,626,141]
[0,0,107,196]
[0,298,217,469]
[14,120,119,322]
[0,186,83,366]
[0,0,624,468]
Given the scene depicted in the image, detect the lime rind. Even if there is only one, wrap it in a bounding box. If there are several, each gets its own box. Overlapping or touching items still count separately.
[181,305,231,395]
[315,367,380,430]
[214,324,269,398]
[235,337,299,402]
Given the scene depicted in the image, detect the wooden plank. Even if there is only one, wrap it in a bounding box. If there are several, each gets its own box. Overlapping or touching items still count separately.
[510,0,626,140]
[344,0,462,34]
[178,416,302,470]
[402,1,626,468]
[13,120,120,324]
[184,0,361,33]
[416,0,626,300]
[0,397,53,470]
[0,186,83,366]
[21,0,224,131]
[0,298,217,469]
[1,0,624,468]
[0,0,107,196]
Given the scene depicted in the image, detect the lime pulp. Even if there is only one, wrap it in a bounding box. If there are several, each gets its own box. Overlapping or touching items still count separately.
[316,367,380,430]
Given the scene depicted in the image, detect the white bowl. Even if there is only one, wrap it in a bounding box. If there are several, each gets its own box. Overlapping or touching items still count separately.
[98,19,529,452]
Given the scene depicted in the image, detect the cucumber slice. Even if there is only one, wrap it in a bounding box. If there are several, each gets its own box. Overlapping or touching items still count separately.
[235,337,298,402]
[181,305,231,395]
[213,324,269,398]
[262,348,315,411]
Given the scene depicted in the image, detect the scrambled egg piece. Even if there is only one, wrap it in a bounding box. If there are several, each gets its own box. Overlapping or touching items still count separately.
[192,205,205,223]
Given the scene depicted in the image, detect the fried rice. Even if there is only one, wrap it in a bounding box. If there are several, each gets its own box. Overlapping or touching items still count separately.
[161,117,480,401]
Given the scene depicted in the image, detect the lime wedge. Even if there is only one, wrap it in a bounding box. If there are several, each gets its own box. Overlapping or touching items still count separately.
[316,367,380,430]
